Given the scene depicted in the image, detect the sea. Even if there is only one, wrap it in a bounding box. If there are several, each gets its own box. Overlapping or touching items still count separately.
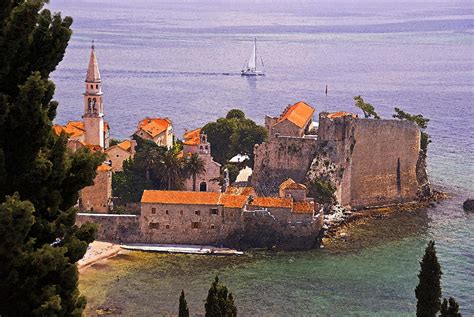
[47,0,473,315]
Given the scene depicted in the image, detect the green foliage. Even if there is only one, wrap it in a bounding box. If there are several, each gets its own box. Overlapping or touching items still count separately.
[307,179,336,205]
[0,2,102,314]
[109,138,121,146]
[226,109,245,120]
[179,289,190,317]
[112,158,153,203]
[202,109,267,166]
[440,297,461,317]
[205,276,237,317]
[112,140,190,202]
[415,241,442,317]
[354,95,380,119]
[393,107,431,154]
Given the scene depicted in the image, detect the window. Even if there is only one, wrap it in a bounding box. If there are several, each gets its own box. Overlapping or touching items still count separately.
[200,182,207,192]
[90,84,93,89]
[165,210,169,215]
[96,84,99,89]
[194,210,200,216]
[210,208,218,215]
[210,224,215,229]
[191,222,200,229]
[116,154,119,157]
[180,210,184,215]
[151,208,156,214]
[165,224,170,229]
[149,222,159,229]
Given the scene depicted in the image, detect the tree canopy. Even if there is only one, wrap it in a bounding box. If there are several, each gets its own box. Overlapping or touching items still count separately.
[393,107,431,154]
[0,1,103,315]
[201,109,267,166]
[205,276,237,317]
[415,241,442,317]
[113,137,205,202]
[354,95,380,119]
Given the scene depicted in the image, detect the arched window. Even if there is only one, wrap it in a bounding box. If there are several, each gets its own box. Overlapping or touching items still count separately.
[87,98,92,113]
[199,182,207,192]
[92,98,97,113]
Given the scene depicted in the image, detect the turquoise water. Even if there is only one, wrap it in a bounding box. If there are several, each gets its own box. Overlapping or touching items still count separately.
[46,0,473,315]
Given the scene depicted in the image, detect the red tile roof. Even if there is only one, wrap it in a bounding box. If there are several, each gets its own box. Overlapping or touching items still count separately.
[251,196,293,208]
[292,201,314,214]
[277,101,315,128]
[142,190,220,205]
[137,118,172,138]
[327,111,357,119]
[183,128,201,146]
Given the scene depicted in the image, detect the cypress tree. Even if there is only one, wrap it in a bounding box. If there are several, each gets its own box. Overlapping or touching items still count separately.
[179,289,190,317]
[0,1,102,315]
[440,297,461,317]
[205,276,237,317]
[415,241,442,317]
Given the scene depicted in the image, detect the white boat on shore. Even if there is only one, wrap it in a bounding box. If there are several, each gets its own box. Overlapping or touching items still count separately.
[121,243,244,256]
[241,38,265,76]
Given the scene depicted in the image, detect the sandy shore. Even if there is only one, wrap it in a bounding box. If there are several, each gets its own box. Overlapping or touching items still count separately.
[78,241,125,272]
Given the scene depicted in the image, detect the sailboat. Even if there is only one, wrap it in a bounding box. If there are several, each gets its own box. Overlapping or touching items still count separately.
[241,38,265,76]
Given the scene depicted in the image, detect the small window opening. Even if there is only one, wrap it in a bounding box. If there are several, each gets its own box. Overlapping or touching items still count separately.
[191,222,200,229]
[194,210,200,216]
[151,207,156,214]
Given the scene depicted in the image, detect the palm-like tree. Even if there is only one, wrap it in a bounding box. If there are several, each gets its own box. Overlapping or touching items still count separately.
[185,153,206,191]
[157,146,185,190]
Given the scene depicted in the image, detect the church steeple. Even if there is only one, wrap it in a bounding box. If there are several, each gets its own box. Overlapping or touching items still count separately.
[83,42,105,148]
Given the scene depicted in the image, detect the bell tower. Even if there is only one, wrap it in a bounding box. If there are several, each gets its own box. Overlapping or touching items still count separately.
[83,42,105,148]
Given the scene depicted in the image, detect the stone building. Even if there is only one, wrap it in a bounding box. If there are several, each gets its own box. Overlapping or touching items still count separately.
[79,163,112,213]
[253,103,429,209]
[105,140,136,172]
[182,128,221,192]
[265,101,315,137]
[138,178,321,247]
[134,117,173,147]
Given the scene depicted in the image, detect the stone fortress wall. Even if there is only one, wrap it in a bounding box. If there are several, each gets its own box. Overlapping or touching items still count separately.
[252,136,318,196]
[253,111,424,209]
[316,113,421,209]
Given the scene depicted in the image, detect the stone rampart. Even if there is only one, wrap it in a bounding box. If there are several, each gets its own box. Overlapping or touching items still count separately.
[76,213,141,243]
[252,135,318,195]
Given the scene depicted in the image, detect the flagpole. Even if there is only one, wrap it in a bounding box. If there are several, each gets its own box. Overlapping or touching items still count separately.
[325,84,328,112]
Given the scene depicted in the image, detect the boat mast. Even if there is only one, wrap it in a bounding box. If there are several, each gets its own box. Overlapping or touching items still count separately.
[254,38,257,71]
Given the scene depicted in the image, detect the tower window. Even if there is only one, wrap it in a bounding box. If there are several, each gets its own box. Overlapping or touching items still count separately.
[96,84,99,89]
[90,84,93,89]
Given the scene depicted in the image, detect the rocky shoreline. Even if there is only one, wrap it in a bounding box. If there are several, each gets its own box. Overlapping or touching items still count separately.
[320,190,449,249]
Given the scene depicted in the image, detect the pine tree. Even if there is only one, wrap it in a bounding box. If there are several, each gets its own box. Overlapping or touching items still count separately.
[179,289,190,317]
[0,1,102,315]
[415,241,442,317]
[440,297,461,317]
[205,276,237,317]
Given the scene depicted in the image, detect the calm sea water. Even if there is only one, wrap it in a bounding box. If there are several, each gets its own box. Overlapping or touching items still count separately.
[48,0,473,315]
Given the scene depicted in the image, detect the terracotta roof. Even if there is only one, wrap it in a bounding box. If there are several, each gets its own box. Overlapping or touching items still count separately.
[225,186,255,196]
[183,128,201,146]
[97,164,112,172]
[292,201,314,214]
[218,194,249,208]
[327,111,357,119]
[142,190,220,205]
[277,101,315,128]
[137,118,172,138]
[53,121,85,138]
[53,121,108,137]
[86,45,101,83]
[251,196,293,209]
[117,140,132,152]
[279,178,296,190]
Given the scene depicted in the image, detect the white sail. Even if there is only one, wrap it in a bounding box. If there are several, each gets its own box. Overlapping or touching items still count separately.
[247,42,256,70]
